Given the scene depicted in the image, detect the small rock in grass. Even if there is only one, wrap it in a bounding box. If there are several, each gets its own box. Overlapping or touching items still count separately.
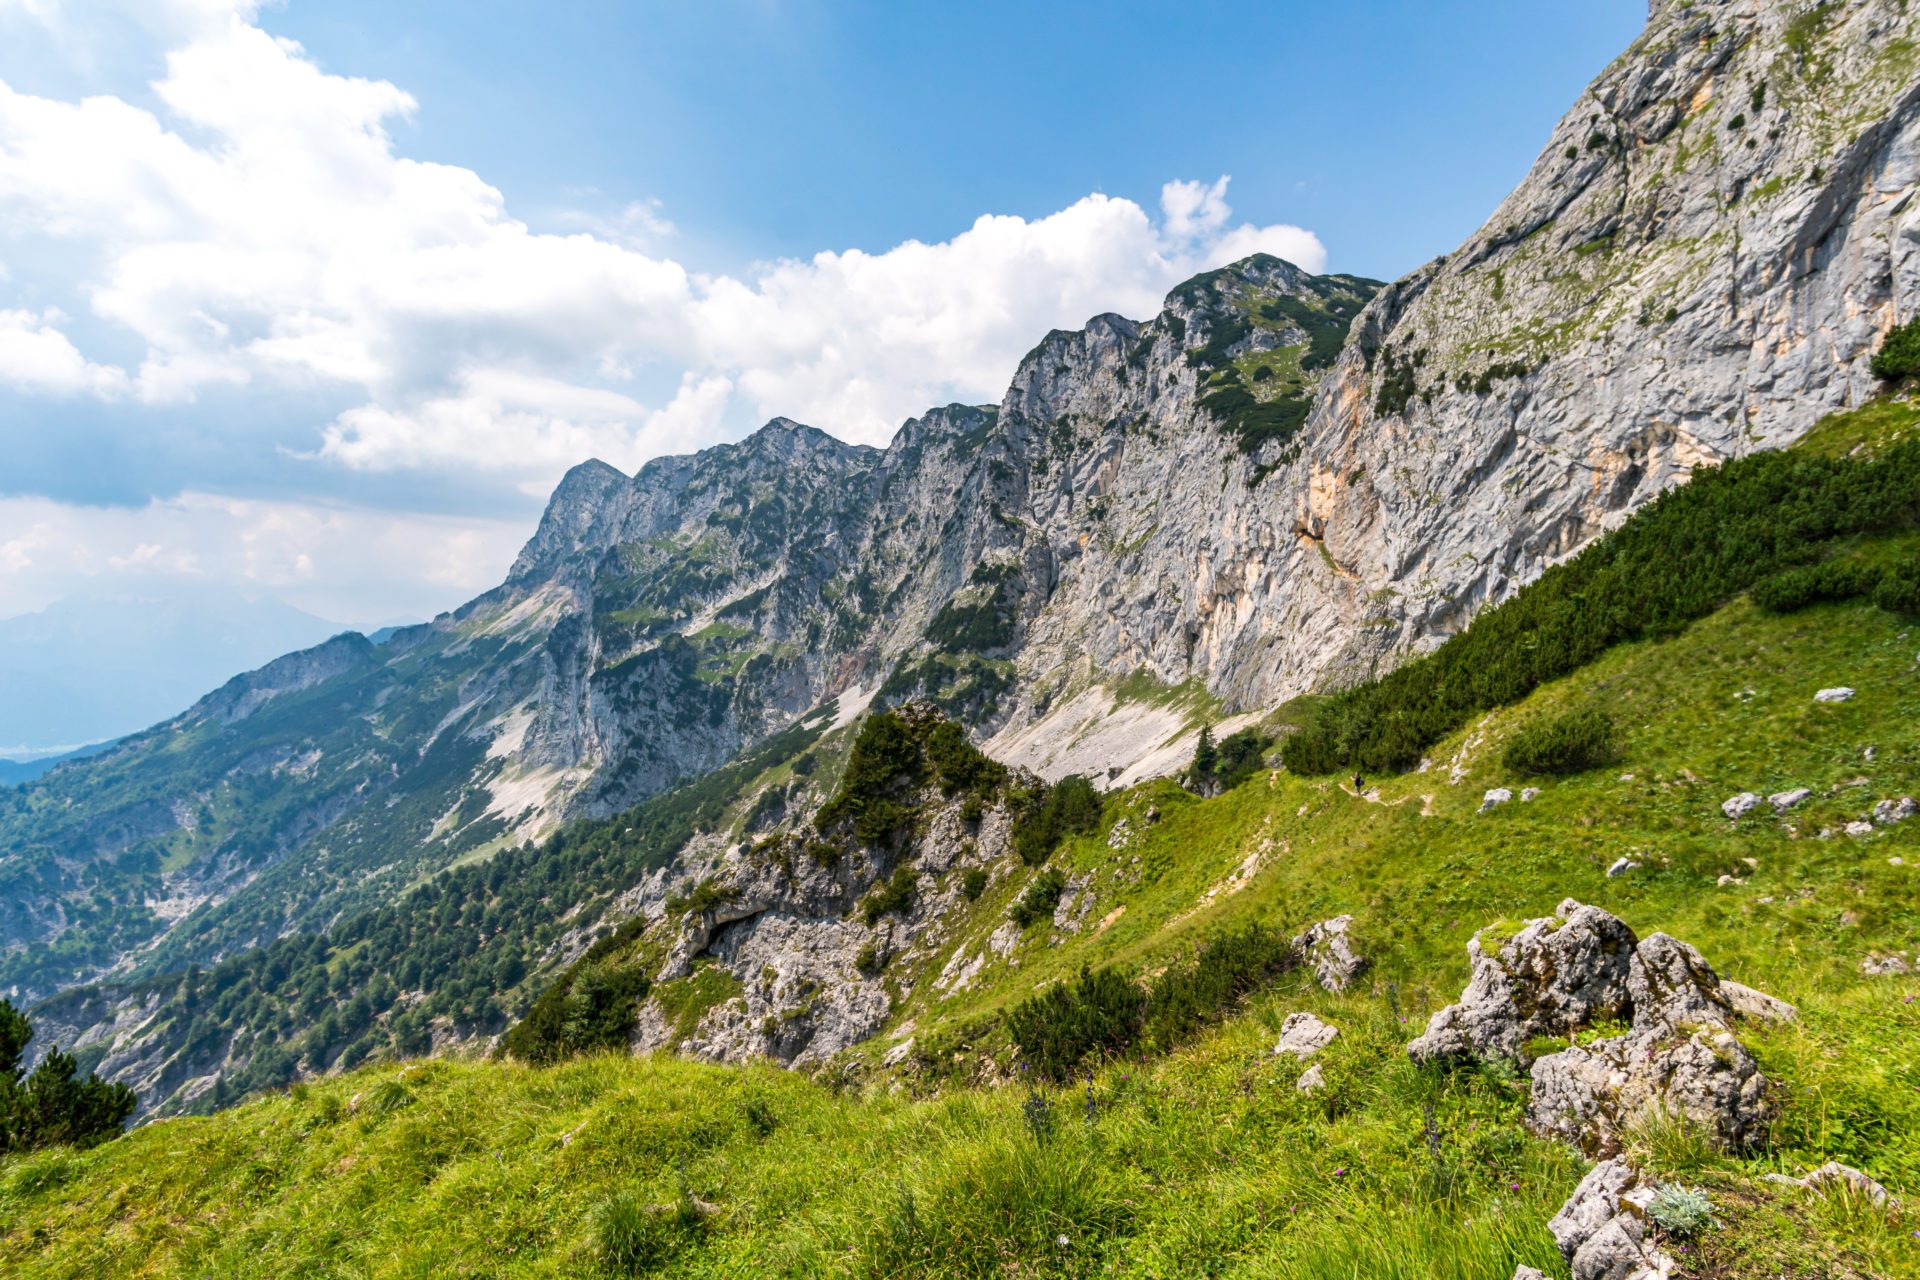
[1804,1162,1897,1206]
[1274,1012,1339,1059]
[1814,687,1855,703]
[1862,953,1912,976]
[1768,788,1811,813]
[1715,874,1745,887]
[1511,1268,1549,1280]
[1720,980,1797,1023]
[1294,1063,1326,1093]
[1873,796,1917,826]
[1892,857,1907,868]
[1845,821,1875,837]
[1722,792,1762,820]
[1606,857,1638,878]
[1521,786,1541,802]
[1481,788,1513,812]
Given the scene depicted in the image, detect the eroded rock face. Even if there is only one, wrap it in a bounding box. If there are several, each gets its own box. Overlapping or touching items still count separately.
[1531,1025,1769,1157]
[1547,1158,1675,1280]
[1410,900,1783,1155]
[1407,901,1636,1064]
[633,777,1024,1068]
[1294,915,1370,993]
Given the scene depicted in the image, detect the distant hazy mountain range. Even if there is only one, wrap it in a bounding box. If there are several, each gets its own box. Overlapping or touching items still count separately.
[0,591,344,760]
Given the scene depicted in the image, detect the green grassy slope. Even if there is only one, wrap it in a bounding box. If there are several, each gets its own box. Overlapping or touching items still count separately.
[3,577,1916,1277]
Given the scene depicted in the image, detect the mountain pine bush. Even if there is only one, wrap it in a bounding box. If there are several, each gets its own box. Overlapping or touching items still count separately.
[1010,774,1102,865]
[1870,317,1920,379]
[1751,558,1881,613]
[1004,965,1145,1080]
[1141,924,1298,1051]
[1501,707,1618,776]
[0,1000,136,1152]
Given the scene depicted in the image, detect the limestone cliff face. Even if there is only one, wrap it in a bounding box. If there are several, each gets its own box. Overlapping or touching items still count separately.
[1005,0,1920,713]
[497,2,1920,786]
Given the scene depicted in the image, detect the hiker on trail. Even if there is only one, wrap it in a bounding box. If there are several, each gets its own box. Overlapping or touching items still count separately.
[1352,773,1365,794]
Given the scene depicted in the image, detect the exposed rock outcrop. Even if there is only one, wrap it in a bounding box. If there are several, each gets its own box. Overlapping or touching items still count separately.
[1294,915,1370,993]
[1547,1158,1677,1280]
[1410,900,1784,1155]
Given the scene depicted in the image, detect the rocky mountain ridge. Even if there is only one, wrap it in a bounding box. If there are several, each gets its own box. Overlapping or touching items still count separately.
[0,0,1912,1054]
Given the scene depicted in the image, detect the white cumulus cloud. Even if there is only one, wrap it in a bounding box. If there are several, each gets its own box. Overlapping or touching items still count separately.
[0,0,1328,620]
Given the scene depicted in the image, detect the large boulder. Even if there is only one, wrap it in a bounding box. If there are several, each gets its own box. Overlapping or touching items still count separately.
[1410,900,1782,1154]
[1407,901,1635,1064]
[1531,1026,1769,1156]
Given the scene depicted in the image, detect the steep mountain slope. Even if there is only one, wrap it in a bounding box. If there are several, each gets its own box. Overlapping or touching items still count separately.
[1,0,1914,1080]
[5,490,1916,1277]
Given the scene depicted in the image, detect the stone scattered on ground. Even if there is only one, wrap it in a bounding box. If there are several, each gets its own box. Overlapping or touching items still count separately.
[1481,788,1513,812]
[1606,857,1638,878]
[1547,1158,1676,1280]
[1510,1268,1549,1280]
[1814,687,1856,703]
[1716,873,1745,886]
[1293,915,1369,992]
[1803,1161,1898,1206]
[1294,1063,1325,1093]
[1768,788,1811,813]
[1845,821,1875,837]
[1721,792,1762,820]
[1873,796,1917,826]
[1409,900,1782,1156]
[1521,787,1541,802]
[1274,1012,1340,1059]
[1719,980,1797,1023]
[1862,952,1913,976]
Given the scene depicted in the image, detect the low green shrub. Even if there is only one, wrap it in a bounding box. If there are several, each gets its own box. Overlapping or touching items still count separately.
[860,863,917,926]
[960,868,989,902]
[499,960,651,1065]
[1010,775,1102,865]
[1751,558,1880,613]
[1004,965,1145,1080]
[1647,1184,1715,1238]
[1187,725,1274,794]
[1501,707,1618,776]
[1142,924,1298,1050]
[1870,317,1920,380]
[924,719,1007,798]
[1004,924,1302,1079]
[815,711,924,843]
[1009,868,1066,928]
[1870,553,1920,614]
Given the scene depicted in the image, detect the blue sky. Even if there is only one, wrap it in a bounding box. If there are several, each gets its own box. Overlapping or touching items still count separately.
[0,0,1644,627]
